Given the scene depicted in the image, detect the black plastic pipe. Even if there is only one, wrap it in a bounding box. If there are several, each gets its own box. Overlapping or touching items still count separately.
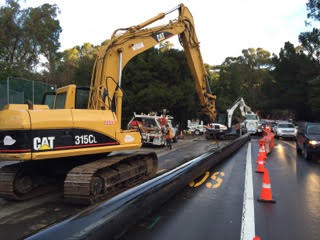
[26,134,250,240]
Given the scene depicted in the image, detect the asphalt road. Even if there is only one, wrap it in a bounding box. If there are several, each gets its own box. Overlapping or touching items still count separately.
[254,139,320,240]
[122,138,320,240]
[0,136,229,240]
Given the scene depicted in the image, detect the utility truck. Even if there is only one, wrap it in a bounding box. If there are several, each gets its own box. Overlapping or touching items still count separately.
[128,112,178,146]
[187,119,205,135]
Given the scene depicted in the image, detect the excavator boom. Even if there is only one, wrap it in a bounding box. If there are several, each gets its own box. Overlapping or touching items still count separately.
[88,4,216,123]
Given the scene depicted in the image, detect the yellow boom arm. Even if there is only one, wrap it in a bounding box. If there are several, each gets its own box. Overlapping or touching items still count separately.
[88,4,216,127]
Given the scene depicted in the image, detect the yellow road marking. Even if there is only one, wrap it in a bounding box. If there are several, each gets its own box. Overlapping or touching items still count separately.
[189,171,210,187]
[190,171,225,189]
[207,171,224,188]
[211,172,219,180]
[189,181,195,187]
[212,177,223,188]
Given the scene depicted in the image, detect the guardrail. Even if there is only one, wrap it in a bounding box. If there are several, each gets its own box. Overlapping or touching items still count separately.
[27,134,250,240]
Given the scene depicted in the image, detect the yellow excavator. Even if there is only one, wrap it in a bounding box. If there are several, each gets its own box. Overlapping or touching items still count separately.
[0,4,216,204]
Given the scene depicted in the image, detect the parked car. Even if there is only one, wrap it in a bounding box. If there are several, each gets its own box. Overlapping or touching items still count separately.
[275,121,297,139]
[296,122,320,160]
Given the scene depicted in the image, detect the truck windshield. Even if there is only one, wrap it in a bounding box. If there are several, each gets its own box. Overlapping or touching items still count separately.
[246,115,257,120]
[278,124,294,128]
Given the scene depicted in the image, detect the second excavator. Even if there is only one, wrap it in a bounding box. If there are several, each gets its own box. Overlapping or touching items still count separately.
[0,4,216,204]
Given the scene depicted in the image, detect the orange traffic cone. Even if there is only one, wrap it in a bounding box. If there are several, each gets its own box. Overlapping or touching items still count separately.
[256,150,266,164]
[255,160,265,173]
[179,130,184,139]
[258,168,276,203]
[257,140,267,162]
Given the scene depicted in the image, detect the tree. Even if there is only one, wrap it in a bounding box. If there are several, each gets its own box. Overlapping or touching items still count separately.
[306,0,320,22]
[55,43,99,87]
[241,48,272,69]
[212,48,273,115]
[272,42,319,120]
[121,47,200,128]
[308,76,320,120]
[299,28,320,61]
[0,0,61,80]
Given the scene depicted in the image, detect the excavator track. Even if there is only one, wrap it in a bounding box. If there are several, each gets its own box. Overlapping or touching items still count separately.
[64,152,158,205]
[0,162,59,201]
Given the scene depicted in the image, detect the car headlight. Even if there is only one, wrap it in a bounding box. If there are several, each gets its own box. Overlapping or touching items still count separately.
[309,140,320,145]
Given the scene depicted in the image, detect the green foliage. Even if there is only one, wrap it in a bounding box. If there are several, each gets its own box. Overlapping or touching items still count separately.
[211,48,273,115]
[121,48,199,128]
[306,0,320,22]
[55,43,98,87]
[299,28,320,61]
[0,0,61,81]
[272,42,320,120]
[294,1,320,120]
[308,76,320,119]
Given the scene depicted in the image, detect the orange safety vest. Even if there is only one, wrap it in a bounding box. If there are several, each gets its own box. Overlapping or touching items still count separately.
[166,128,173,139]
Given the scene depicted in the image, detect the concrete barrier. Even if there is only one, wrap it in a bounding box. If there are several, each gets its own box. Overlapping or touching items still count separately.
[27,134,250,240]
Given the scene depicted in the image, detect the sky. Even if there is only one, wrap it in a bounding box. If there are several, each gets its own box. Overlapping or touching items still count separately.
[2,0,317,65]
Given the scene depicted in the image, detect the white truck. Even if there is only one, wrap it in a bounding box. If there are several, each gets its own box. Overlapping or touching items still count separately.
[242,112,260,134]
[187,119,206,135]
[205,97,260,139]
[128,113,178,146]
[228,97,259,134]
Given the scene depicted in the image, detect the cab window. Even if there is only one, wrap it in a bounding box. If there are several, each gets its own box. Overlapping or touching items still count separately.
[75,89,89,109]
[55,93,66,109]
[42,92,55,109]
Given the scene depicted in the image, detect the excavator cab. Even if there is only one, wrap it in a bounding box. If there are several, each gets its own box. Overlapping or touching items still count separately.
[42,84,90,110]
[42,92,55,109]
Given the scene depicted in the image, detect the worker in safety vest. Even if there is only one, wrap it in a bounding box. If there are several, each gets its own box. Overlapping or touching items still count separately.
[165,124,173,150]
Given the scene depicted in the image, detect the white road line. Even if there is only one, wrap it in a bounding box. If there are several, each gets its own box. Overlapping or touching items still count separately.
[240,142,256,240]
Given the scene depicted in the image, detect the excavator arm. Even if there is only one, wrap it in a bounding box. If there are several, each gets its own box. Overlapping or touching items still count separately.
[226,97,252,128]
[88,4,216,127]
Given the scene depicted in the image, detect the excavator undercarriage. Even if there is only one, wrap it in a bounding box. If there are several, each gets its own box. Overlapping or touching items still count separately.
[0,152,157,205]
[64,152,157,205]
